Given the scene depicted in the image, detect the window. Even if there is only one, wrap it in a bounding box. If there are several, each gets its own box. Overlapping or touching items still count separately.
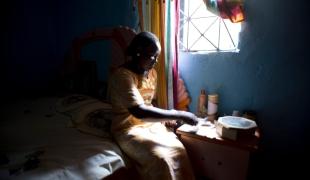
[179,0,242,52]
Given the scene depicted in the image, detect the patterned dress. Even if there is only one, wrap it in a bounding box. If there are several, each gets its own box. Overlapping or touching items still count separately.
[108,67,195,180]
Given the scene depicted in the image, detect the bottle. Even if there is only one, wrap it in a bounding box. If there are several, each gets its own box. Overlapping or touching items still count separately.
[197,89,207,117]
[207,94,219,122]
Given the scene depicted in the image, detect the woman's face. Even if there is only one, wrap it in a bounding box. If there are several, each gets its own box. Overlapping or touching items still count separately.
[138,44,161,72]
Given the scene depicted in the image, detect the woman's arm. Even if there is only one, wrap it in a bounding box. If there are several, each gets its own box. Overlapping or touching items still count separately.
[128,104,198,125]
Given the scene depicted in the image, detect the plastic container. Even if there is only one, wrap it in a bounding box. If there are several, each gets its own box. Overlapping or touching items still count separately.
[216,116,257,140]
[207,94,218,115]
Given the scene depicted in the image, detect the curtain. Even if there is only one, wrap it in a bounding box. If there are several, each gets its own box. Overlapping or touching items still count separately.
[170,0,180,109]
[203,0,245,23]
[137,0,190,110]
[165,0,174,109]
[137,0,168,109]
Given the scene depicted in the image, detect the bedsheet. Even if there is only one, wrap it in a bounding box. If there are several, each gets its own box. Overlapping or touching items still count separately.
[0,97,127,180]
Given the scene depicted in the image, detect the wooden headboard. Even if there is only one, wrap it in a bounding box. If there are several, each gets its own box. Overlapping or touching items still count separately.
[61,26,136,100]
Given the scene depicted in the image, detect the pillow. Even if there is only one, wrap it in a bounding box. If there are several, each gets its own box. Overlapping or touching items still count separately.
[56,94,113,138]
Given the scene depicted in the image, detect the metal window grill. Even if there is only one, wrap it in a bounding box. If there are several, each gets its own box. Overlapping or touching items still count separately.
[179,0,241,52]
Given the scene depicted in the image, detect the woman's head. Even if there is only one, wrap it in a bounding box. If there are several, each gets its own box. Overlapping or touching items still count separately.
[127,32,161,73]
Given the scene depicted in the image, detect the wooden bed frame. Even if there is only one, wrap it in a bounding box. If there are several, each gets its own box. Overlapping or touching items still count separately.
[61,26,137,100]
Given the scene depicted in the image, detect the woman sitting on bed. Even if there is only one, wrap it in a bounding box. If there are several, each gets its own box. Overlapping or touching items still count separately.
[108,31,198,180]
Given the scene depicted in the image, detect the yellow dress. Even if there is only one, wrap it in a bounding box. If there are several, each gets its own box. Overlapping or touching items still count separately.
[108,67,195,180]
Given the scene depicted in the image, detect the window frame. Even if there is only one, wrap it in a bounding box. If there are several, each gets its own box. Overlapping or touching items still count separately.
[179,0,242,53]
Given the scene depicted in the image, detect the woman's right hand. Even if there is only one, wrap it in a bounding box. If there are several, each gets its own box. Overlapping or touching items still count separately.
[178,111,199,126]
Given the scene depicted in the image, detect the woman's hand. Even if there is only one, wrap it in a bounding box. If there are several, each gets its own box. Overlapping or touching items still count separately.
[178,111,199,126]
[163,120,178,129]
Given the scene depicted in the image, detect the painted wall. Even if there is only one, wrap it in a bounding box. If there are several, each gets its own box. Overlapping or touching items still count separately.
[179,0,308,178]
[2,0,138,98]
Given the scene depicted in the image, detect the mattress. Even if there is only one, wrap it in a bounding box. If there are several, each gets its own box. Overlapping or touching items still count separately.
[0,96,127,180]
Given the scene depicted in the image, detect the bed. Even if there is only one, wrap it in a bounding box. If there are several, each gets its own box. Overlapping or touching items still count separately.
[0,26,138,180]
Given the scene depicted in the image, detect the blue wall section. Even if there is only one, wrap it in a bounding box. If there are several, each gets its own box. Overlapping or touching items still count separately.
[179,0,308,178]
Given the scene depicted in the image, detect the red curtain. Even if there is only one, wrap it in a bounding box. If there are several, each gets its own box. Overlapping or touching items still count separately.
[173,0,180,108]
[204,0,245,23]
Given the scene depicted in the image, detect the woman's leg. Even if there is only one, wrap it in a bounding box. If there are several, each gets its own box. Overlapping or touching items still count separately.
[114,123,195,180]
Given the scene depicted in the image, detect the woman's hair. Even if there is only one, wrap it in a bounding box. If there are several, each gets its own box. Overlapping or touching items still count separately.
[126,31,160,56]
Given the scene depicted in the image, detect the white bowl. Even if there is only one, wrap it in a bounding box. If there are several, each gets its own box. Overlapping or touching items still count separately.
[217,116,257,130]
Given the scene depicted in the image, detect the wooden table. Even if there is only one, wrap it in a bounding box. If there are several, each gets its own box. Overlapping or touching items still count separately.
[176,123,260,180]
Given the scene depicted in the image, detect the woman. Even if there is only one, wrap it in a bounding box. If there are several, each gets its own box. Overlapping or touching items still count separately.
[108,31,198,180]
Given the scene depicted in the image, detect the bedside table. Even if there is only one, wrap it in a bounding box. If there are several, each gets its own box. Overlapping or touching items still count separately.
[176,123,260,180]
